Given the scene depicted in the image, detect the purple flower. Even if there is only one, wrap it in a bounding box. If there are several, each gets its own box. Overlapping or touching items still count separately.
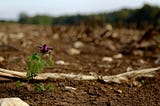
[38,44,52,54]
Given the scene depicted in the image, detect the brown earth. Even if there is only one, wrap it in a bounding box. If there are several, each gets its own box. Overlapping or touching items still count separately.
[0,23,160,106]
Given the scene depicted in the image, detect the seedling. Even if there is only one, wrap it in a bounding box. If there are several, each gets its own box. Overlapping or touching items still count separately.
[15,80,21,88]
[34,83,54,92]
[27,44,54,81]
[16,44,54,92]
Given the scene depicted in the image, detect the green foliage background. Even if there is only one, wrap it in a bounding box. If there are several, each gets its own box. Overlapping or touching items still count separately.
[1,4,160,28]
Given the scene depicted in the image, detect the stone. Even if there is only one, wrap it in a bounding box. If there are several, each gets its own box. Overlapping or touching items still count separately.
[9,32,24,39]
[73,41,84,48]
[0,32,8,45]
[105,24,112,31]
[0,56,4,62]
[113,53,123,59]
[133,50,144,56]
[138,59,145,64]
[126,67,133,72]
[52,33,59,39]
[65,86,76,90]
[0,97,29,106]
[67,48,81,55]
[117,89,122,94]
[55,60,69,65]
[102,57,113,62]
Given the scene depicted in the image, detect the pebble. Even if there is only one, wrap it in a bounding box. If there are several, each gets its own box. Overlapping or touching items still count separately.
[52,33,59,39]
[117,89,122,94]
[55,60,69,65]
[67,48,81,55]
[0,97,29,106]
[133,50,144,56]
[133,81,142,87]
[65,86,76,90]
[105,24,112,31]
[113,53,123,59]
[73,41,84,48]
[138,59,145,64]
[0,56,5,62]
[0,32,8,45]
[126,67,133,72]
[9,32,24,39]
[102,57,113,62]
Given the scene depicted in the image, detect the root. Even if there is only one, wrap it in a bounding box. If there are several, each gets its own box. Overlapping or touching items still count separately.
[0,67,159,84]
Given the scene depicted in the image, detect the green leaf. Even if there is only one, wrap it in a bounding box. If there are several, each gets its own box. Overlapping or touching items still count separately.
[15,80,21,88]
[34,83,45,92]
[34,83,54,92]
[48,55,54,68]
[27,53,48,80]
[45,83,54,91]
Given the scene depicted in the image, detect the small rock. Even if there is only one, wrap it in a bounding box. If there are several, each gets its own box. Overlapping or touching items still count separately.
[133,81,142,87]
[126,67,133,72]
[67,48,81,55]
[53,33,59,39]
[0,97,29,106]
[133,50,144,56]
[113,53,123,59]
[138,59,145,64]
[0,56,4,62]
[55,60,69,65]
[117,89,122,94]
[9,33,24,39]
[0,32,8,45]
[112,32,118,38]
[65,86,76,90]
[73,41,84,48]
[102,57,113,62]
[105,24,112,31]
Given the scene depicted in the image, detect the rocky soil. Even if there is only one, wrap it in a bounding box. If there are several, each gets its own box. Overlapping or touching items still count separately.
[0,23,160,106]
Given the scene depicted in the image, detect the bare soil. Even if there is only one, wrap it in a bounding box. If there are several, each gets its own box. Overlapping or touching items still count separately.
[0,23,160,106]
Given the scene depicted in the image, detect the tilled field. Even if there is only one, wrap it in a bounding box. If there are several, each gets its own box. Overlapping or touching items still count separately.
[0,23,160,106]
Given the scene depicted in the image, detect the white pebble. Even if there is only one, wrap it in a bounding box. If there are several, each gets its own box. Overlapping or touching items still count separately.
[102,57,113,62]
[0,98,29,106]
[53,33,59,39]
[55,60,69,65]
[113,53,123,59]
[73,41,84,48]
[133,50,144,56]
[126,67,133,72]
[9,33,24,39]
[0,56,4,62]
[117,89,122,93]
[65,86,76,90]
[139,59,145,64]
[67,48,81,55]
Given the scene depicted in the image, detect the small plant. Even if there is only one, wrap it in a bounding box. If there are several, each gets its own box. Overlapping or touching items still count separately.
[34,83,54,92]
[16,44,54,92]
[15,80,21,88]
[26,53,47,80]
[27,44,54,81]
[27,44,54,92]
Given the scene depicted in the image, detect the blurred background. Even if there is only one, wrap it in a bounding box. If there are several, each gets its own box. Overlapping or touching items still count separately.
[0,0,160,29]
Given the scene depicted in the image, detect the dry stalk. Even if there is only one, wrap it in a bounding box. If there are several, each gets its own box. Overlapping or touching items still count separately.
[0,67,159,83]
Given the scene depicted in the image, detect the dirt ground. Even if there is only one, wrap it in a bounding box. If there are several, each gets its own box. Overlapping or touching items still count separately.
[0,23,160,106]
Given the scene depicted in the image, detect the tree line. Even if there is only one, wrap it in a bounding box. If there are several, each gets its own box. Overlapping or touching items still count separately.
[1,4,160,29]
